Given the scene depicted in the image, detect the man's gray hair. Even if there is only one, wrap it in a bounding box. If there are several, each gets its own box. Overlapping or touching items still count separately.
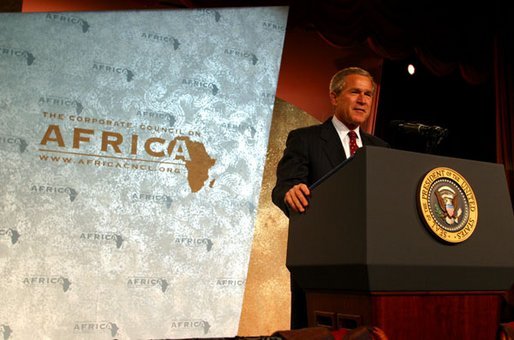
[329,67,375,95]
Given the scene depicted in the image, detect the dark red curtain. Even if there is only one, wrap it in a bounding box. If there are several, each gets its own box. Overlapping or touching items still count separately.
[494,30,514,208]
[291,0,495,84]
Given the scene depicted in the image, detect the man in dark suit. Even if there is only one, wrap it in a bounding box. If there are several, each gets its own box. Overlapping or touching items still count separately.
[271,66,389,328]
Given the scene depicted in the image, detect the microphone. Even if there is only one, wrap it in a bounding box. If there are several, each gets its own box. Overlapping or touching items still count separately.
[390,120,448,136]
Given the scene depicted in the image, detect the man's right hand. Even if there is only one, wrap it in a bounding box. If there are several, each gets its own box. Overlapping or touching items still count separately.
[284,183,310,213]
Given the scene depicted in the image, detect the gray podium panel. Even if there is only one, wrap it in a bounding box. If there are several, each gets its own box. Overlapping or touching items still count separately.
[287,146,514,291]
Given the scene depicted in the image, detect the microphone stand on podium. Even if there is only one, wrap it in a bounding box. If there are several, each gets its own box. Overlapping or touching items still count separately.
[390,120,449,154]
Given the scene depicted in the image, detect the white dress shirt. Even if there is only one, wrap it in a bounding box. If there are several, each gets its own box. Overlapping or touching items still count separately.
[331,115,363,158]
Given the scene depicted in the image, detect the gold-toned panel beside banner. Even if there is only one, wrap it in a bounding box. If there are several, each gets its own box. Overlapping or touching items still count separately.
[238,98,320,335]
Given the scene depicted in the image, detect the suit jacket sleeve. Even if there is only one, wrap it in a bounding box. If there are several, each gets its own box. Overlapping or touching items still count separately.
[271,128,310,216]
[271,122,390,216]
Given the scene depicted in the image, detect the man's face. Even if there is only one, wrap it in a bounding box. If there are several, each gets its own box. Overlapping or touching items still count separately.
[330,74,374,129]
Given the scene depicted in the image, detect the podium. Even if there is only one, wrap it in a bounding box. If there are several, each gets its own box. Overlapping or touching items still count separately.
[287,146,514,339]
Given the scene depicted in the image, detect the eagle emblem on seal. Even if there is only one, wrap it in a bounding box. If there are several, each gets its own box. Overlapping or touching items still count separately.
[435,185,462,225]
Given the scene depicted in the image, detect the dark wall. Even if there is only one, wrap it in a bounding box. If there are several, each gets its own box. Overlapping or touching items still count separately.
[0,0,22,12]
[376,58,496,163]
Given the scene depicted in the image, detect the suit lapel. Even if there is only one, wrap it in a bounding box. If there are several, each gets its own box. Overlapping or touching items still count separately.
[320,119,346,168]
[360,131,374,146]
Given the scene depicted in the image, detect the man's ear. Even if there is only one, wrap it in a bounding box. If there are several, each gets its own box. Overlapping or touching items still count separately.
[329,91,338,105]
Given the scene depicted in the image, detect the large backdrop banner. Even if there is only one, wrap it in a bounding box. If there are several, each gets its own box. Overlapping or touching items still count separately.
[0,7,287,339]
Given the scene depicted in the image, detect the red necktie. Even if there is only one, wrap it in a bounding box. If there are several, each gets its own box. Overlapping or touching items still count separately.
[348,130,358,156]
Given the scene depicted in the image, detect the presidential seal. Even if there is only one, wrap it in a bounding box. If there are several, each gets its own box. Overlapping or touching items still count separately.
[418,167,478,243]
